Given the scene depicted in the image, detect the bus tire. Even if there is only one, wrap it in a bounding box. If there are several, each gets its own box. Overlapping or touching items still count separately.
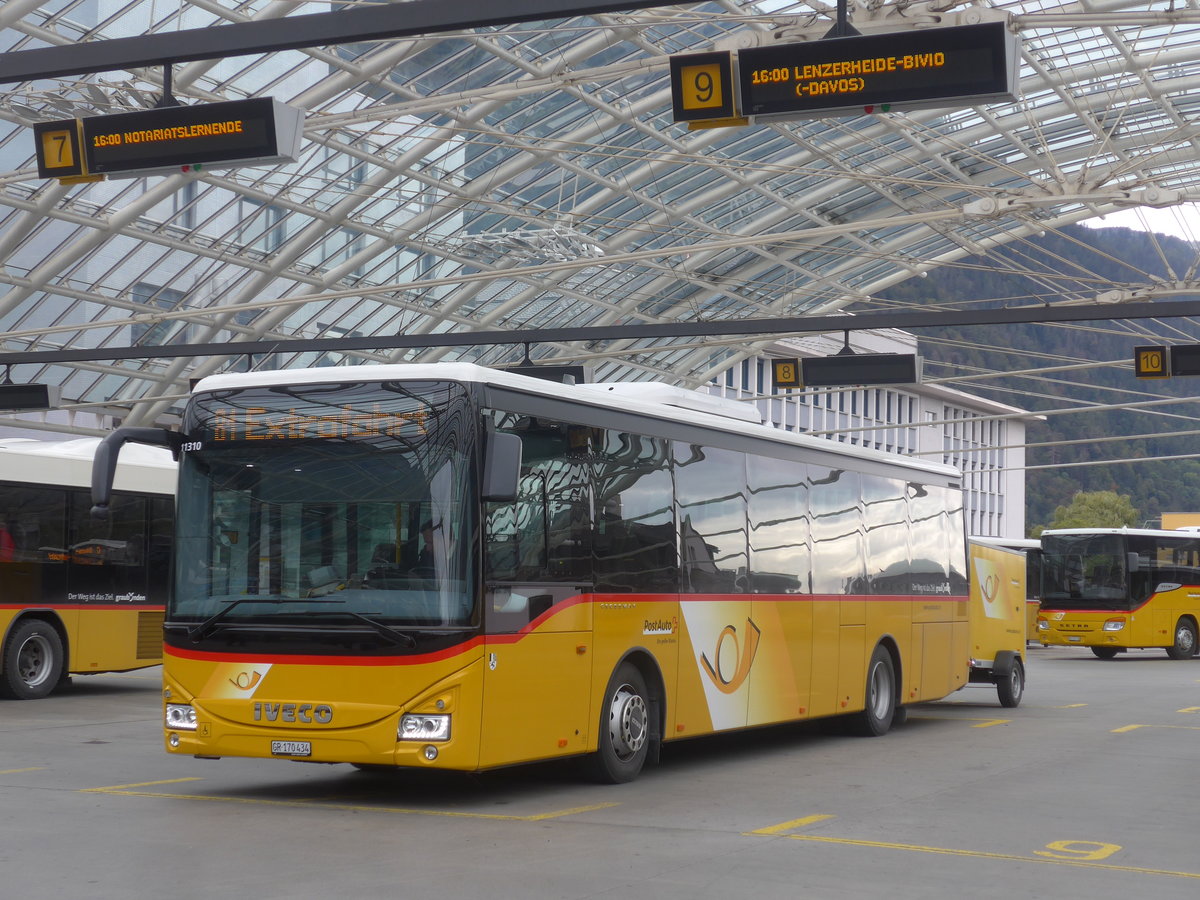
[997,658,1024,708]
[848,645,895,737]
[1091,647,1119,660]
[1,619,65,700]
[586,663,650,784]
[1166,618,1197,660]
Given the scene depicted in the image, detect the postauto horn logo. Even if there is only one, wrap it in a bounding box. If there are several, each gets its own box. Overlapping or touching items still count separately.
[700,618,761,694]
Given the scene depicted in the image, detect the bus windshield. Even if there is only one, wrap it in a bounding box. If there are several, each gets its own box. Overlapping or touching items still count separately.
[1041,533,1130,608]
[1042,531,1200,611]
[172,380,477,636]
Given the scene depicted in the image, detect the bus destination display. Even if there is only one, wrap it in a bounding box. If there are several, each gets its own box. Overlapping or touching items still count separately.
[202,405,430,442]
[738,22,1018,119]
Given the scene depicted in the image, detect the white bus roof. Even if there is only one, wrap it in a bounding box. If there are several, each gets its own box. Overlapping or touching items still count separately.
[970,536,1040,551]
[192,362,958,480]
[0,437,175,494]
[1041,527,1199,539]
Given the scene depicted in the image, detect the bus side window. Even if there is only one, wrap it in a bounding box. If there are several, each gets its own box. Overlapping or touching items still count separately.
[0,487,67,605]
[594,431,675,593]
[483,475,545,582]
[674,443,748,594]
[484,428,591,585]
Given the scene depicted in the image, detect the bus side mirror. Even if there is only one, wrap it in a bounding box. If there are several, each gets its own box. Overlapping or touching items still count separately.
[92,426,182,519]
[482,432,522,502]
[1127,552,1140,573]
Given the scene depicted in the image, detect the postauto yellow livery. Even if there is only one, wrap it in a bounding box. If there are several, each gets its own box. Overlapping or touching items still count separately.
[95,363,974,782]
[1038,527,1200,660]
[966,539,1027,707]
[1,438,174,700]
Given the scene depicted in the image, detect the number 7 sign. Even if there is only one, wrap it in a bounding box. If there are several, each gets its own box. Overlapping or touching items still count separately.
[33,119,85,179]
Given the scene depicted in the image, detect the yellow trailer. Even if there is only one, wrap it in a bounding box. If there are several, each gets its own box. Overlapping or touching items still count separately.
[967,540,1028,707]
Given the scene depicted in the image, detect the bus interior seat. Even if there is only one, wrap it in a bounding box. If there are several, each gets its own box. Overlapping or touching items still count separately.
[528,593,553,620]
[308,565,341,588]
[492,589,528,615]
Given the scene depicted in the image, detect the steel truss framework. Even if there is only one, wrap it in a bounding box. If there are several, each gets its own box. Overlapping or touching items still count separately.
[1,0,1200,433]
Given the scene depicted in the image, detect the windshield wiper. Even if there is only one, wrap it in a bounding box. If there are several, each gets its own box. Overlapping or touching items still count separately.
[188,597,290,642]
[187,599,419,647]
[322,610,418,648]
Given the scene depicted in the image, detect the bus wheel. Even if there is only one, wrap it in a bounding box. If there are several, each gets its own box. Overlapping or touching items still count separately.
[1091,647,1119,660]
[997,658,1024,708]
[848,645,895,737]
[587,663,650,784]
[1166,618,1198,660]
[1,620,65,700]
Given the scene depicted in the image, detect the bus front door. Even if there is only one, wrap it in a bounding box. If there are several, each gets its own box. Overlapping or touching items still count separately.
[479,583,593,768]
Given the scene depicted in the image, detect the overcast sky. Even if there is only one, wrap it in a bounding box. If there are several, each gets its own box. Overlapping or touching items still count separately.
[1081,204,1200,243]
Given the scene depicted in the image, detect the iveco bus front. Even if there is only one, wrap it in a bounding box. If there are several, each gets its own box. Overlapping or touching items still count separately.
[94,372,520,772]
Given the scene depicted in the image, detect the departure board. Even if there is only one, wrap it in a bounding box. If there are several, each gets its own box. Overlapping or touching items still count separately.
[82,98,295,176]
[34,97,302,180]
[738,22,1017,119]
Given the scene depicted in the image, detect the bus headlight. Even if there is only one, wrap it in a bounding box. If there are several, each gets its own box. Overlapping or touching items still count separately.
[1103,619,1126,632]
[1037,619,1049,631]
[165,703,197,731]
[399,714,451,741]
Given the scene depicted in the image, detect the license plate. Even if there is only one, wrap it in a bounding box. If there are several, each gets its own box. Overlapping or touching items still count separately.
[271,740,311,757]
[1068,636,1081,642]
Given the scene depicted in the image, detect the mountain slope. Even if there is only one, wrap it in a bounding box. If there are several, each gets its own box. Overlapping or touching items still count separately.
[881,224,1200,531]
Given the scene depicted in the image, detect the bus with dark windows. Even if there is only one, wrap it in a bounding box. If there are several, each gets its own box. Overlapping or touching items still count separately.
[0,438,175,699]
[92,363,973,782]
[1038,527,1200,659]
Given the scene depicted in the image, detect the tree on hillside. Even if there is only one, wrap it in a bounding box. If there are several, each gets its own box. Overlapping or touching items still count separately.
[1036,490,1139,534]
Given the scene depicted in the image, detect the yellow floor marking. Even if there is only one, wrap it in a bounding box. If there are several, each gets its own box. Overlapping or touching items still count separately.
[80,781,617,821]
[781,833,1200,880]
[1177,707,1200,713]
[747,815,835,835]
[81,777,203,792]
[1113,723,1200,733]
[1055,703,1088,709]
[909,715,1011,726]
[0,766,46,775]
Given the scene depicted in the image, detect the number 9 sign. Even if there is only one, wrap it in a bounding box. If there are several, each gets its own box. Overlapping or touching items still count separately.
[669,51,736,122]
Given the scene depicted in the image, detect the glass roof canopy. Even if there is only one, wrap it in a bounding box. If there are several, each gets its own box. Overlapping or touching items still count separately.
[2,0,1200,433]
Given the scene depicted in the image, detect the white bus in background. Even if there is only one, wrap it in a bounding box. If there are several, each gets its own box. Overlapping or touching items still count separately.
[0,438,175,699]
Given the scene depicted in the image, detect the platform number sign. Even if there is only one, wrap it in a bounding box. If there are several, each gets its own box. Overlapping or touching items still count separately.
[772,357,803,390]
[680,62,723,111]
[670,52,736,123]
[1134,345,1169,379]
[33,119,85,179]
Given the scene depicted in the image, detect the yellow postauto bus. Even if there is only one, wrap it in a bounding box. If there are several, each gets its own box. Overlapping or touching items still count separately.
[93,363,972,782]
[1037,527,1200,659]
[1,438,175,699]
